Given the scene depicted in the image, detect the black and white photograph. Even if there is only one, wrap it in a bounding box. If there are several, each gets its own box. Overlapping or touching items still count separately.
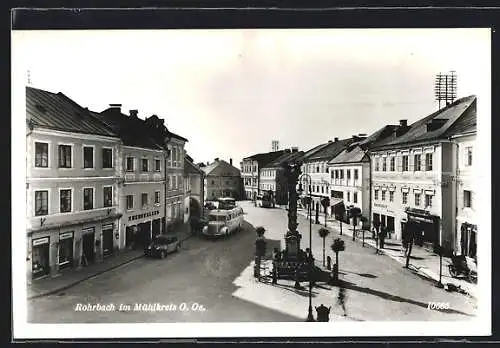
[12,25,490,338]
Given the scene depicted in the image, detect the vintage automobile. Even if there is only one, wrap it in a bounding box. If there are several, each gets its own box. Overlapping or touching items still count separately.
[144,235,181,259]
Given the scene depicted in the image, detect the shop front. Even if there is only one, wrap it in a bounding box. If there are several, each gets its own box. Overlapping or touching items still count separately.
[32,236,50,279]
[460,222,477,259]
[81,227,96,266]
[405,207,440,252]
[102,224,115,258]
[58,231,74,271]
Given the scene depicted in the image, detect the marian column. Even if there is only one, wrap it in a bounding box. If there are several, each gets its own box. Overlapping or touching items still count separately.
[282,161,302,258]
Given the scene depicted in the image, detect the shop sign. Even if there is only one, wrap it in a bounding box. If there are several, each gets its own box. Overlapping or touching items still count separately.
[409,216,434,224]
[33,237,49,246]
[82,227,95,235]
[59,232,74,240]
[374,203,387,209]
[102,224,114,231]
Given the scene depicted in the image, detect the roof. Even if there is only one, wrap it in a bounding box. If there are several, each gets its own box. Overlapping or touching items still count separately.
[96,108,164,150]
[242,150,288,167]
[443,102,477,136]
[301,142,332,161]
[305,138,355,162]
[202,159,241,176]
[328,146,368,165]
[262,150,305,169]
[371,95,476,150]
[358,125,400,149]
[184,157,204,175]
[26,87,117,137]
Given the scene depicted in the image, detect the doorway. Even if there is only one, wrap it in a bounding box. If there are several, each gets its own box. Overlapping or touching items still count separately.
[102,226,114,257]
[82,230,95,265]
[32,238,50,279]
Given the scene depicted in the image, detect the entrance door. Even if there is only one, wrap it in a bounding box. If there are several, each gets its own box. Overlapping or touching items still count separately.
[82,231,95,264]
[152,218,161,236]
[102,228,114,257]
[381,215,387,228]
[387,216,395,234]
[32,238,50,279]
[125,226,134,248]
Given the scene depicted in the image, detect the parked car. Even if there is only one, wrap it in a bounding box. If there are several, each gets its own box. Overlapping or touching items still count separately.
[144,235,181,259]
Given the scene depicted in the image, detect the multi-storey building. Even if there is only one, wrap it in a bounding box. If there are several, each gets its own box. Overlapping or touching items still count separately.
[98,107,168,249]
[301,137,355,218]
[202,158,242,201]
[327,126,398,223]
[184,155,205,221]
[369,96,476,255]
[259,148,303,205]
[449,112,477,258]
[241,150,287,200]
[26,87,122,280]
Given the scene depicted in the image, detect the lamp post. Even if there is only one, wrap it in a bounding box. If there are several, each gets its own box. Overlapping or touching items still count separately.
[298,173,314,322]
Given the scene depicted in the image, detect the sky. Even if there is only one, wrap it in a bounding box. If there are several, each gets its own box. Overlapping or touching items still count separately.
[13,28,490,168]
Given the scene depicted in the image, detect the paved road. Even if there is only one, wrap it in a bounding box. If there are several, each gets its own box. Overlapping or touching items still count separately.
[240,201,477,321]
[29,201,477,323]
[28,220,298,323]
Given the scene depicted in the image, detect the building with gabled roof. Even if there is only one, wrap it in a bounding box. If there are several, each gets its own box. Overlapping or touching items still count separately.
[259,148,304,205]
[202,158,242,201]
[369,95,477,255]
[26,87,122,280]
[327,125,399,225]
[241,150,288,200]
[184,154,206,224]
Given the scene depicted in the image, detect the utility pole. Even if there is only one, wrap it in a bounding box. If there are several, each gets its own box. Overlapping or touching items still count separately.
[434,71,457,110]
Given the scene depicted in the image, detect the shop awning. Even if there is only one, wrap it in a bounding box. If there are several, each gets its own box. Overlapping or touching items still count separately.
[330,198,344,207]
[405,207,439,223]
[27,212,123,235]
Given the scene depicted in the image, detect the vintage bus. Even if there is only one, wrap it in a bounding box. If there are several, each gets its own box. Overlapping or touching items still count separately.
[217,197,236,210]
[202,206,244,237]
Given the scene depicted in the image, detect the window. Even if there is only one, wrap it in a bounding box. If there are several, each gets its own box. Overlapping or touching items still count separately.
[347,192,350,201]
[425,153,433,171]
[316,166,320,173]
[466,147,473,166]
[35,190,48,216]
[103,186,113,208]
[35,142,48,167]
[354,169,358,180]
[58,144,72,168]
[375,158,379,171]
[335,170,339,179]
[141,193,148,207]
[126,195,134,210]
[102,148,113,168]
[340,170,344,179]
[425,194,433,208]
[141,159,149,172]
[353,192,358,203]
[347,170,351,179]
[155,159,161,171]
[389,191,394,202]
[174,176,177,189]
[402,192,408,204]
[83,146,94,168]
[331,171,334,179]
[83,188,94,210]
[382,158,387,171]
[155,191,160,204]
[321,186,324,194]
[60,189,72,213]
[126,157,134,171]
[316,185,320,192]
[402,155,409,171]
[381,191,386,201]
[414,154,421,171]
[464,190,472,208]
[390,157,395,171]
[374,190,379,200]
[414,193,421,206]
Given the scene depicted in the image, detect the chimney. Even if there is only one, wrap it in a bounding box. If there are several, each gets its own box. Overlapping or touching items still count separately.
[109,104,122,112]
[358,133,367,137]
[215,158,219,161]
[328,140,332,143]
[207,161,210,165]
[334,137,339,142]
[230,158,233,165]
[399,119,408,127]
[291,147,298,153]
[129,109,138,118]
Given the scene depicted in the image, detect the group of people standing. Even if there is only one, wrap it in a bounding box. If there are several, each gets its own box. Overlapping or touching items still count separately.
[371,220,390,249]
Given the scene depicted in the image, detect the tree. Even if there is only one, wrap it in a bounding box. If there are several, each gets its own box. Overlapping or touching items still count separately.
[330,238,345,282]
[318,227,330,267]
[320,197,330,227]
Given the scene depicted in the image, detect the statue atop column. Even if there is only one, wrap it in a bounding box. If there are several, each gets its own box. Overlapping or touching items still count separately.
[282,161,302,258]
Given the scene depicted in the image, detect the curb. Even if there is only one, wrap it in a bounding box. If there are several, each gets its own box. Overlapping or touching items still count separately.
[28,232,194,301]
[294,208,477,299]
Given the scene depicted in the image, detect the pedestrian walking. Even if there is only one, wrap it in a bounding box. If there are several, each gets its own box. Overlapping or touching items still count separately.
[379,224,387,249]
[338,287,347,317]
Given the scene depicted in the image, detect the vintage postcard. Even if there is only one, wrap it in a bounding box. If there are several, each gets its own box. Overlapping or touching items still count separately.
[12,27,491,339]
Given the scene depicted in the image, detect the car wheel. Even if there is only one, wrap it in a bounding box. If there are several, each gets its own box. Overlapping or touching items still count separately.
[160,251,165,259]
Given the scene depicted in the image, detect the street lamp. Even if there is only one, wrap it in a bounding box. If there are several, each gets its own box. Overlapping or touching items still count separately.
[298,173,314,322]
